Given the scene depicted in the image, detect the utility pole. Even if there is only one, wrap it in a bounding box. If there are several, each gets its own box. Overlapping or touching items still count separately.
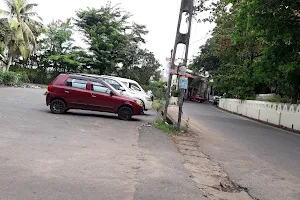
[163,0,194,128]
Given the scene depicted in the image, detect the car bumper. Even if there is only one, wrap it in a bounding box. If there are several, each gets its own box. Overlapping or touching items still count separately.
[46,92,51,106]
[133,106,144,115]
[144,100,153,110]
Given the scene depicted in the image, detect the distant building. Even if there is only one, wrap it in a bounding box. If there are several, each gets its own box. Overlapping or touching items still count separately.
[169,67,211,99]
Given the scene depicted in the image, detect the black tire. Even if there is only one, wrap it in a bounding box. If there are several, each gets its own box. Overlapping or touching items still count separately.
[50,99,67,114]
[118,106,133,120]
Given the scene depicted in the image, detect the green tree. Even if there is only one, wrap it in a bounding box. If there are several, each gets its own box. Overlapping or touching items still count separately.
[0,19,11,65]
[193,0,300,101]
[75,3,131,74]
[39,19,91,78]
[0,0,43,71]
[124,49,161,85]
[75,2,161,83]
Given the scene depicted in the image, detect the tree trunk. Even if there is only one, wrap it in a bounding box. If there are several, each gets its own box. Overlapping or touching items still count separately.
[0,59,6,72]
[6,56,12,72]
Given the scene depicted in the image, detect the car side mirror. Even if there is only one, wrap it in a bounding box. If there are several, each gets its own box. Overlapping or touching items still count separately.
[110,91,115,96]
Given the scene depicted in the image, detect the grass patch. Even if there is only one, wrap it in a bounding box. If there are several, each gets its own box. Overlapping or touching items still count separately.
[152,100,164,111]
[154,118,187,135]
[267,97,289,103]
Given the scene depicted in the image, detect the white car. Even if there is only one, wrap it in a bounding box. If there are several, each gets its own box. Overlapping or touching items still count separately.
[99,75,153,111]
[113,76,154,99]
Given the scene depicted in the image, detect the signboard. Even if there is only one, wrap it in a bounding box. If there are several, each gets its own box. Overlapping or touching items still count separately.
[179,77,188,89]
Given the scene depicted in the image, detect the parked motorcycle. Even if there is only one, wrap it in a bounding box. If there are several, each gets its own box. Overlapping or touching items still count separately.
[212,96,220,106]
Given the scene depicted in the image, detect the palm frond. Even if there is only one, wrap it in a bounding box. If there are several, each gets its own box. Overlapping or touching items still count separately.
[23,17,44,35]
[0,9,10,16]
[23,12,43,21]
[14,0,23,15]
[21,3,38,14]
[21,21,36,48]
[3,0,15,12]
[2,0,40,60]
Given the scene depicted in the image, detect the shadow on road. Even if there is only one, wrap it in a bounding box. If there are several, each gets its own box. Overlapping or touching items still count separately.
[41,109,143,122]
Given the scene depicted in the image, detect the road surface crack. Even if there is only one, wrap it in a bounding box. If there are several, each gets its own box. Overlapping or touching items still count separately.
[172,134,255,200]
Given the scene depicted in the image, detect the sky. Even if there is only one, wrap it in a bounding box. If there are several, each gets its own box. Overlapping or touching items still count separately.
[0,0,215,65]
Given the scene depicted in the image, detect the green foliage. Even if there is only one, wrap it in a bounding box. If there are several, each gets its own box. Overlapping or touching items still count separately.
[152,100,165,112]
[75,3,161,82]
[193,0,300,101]
[143,81,166,100]
[1,2,161,86]
[38,19,91,76]
[267,97,289,104]
[121,49,161,85]
[75,3,131,74]
[0,71,28,85]
[171,85,180,97]
[0,0,43,71]
[154,118,181,134]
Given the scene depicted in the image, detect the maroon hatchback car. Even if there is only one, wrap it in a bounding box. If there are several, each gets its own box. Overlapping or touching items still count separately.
[189,95,206,103]
[46,74,144,120]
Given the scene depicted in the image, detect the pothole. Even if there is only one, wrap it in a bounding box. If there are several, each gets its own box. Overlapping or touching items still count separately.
[172,135,255,200]
[212,178,245,193]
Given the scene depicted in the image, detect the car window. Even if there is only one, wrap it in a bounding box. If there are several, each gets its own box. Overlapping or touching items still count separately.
[122,81,129,88]
[91,81,110,94]
[103,79,122,90]
[66,78,87,90]
[129,83,141,91]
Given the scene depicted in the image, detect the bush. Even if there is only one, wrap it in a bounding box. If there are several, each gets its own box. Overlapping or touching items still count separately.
[152,99,165,111]
[171,85,180,97]
[143,81,166,100]
[0,71,29,86]
[10,66,50,84]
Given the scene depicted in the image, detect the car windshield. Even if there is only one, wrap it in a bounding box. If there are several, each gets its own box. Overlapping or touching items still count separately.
[103,78,122,90]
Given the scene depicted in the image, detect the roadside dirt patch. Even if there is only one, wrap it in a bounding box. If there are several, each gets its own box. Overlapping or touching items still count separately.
[172,134,255,200]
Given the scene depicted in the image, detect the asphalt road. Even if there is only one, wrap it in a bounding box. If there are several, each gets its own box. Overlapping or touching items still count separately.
[183,101,300,200]
[0,87,206,200]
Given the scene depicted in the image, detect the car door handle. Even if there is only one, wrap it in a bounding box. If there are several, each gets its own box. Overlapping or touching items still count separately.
[91,93,96,97]
[65,90,70,93]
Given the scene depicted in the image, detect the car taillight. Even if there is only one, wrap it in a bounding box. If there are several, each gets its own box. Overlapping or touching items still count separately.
[48,84,53,91]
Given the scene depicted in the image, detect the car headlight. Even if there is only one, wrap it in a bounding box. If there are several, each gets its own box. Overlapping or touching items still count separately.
[135,99,143,107]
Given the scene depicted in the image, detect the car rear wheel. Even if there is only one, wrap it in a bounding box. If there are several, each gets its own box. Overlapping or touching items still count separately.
[50,99,67,114]
[118,106,133,120]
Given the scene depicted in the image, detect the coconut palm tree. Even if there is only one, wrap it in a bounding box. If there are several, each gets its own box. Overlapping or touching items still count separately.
[0,0,43,71]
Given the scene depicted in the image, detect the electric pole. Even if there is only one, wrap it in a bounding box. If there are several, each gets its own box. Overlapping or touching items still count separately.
[163,0,194,129]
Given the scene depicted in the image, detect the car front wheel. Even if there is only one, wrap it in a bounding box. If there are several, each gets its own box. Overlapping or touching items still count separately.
[50,99,67,114]
[118,106,133,120]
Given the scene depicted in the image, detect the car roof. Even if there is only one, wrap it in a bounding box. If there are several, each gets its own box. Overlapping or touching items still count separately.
[74,73,102,79]
[99,75,139,84]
